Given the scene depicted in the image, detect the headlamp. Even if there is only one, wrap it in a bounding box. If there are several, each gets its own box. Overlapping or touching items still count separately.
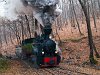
[42,52,44,54]
[55,51,58,54]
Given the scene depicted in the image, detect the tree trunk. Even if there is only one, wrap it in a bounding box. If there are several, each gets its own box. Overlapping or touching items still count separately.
[78,0,99,64]
[71,0,83,35]
[25,15,32,38]
[3,25,8,45]
[90,0,97,32]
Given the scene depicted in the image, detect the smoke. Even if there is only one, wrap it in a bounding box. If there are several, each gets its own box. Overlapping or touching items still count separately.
[0,0,62,25]
[21,0,62,26]
[0,0,33,20]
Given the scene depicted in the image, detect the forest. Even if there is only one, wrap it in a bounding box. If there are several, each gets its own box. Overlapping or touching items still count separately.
[0,0,100,75]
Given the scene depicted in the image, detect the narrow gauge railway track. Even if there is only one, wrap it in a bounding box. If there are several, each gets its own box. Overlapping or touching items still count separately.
[17,59,40,75]
[60,63,100,75]
[20,59,93,75]
[20,59,53,75]
[44,67,88,75]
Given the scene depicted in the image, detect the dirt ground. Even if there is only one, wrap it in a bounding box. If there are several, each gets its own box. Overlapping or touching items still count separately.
[0,19,100,75]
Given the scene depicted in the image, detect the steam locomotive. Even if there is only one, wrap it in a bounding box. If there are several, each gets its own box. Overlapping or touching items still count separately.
[15,25,61,68]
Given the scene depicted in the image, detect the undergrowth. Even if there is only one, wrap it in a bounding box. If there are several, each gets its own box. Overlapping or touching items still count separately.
[0,57,9,73]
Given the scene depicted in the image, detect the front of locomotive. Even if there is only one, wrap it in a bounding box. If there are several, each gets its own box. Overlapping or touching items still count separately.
[41,37,61,67]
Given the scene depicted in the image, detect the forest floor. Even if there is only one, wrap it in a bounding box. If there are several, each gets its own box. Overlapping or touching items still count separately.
[0,19,100,75]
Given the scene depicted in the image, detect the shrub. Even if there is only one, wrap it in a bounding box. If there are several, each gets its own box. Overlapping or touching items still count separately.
[0,53,2,58]
[0,58,8,72]
[22,43,33,54]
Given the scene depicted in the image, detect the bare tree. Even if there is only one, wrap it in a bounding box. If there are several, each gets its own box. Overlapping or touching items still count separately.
[78,0,100,65]
[24,15,32,38]
[90,0,97,32]
[70,0,83,35]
